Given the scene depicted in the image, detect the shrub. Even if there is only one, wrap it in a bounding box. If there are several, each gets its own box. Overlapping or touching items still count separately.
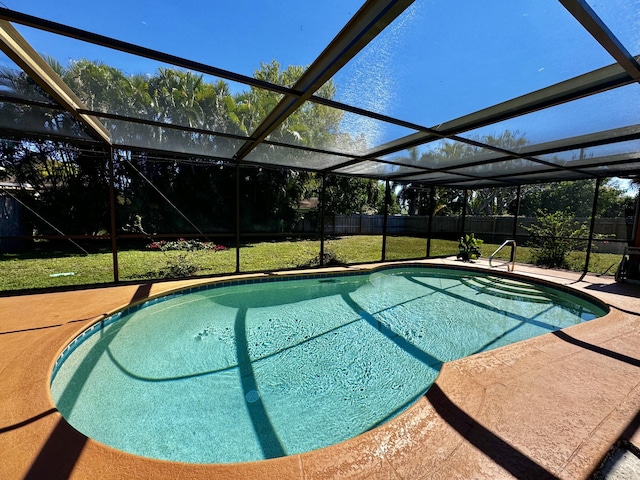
[299,249,345,267]
[138,238,226,279]
[522,209,588,268]
[135,254,199,279]
[164,254,199,277]
[146,239,226,252]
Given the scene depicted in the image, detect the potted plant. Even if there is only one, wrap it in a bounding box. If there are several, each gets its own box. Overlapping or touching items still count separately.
[457,233,483,262]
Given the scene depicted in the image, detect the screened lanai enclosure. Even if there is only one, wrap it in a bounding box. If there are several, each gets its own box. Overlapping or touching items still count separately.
[0,0,639,291]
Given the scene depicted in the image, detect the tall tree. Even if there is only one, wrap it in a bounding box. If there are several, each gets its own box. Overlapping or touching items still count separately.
[398,131,528,216]
[0,57,402,238]
[519,179,634,218]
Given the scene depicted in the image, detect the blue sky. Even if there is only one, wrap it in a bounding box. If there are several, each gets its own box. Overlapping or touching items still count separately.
[2,0,363,77]
[2,0,640,153]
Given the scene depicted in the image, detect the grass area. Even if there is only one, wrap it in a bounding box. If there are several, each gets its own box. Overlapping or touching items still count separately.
[0,235,623,292]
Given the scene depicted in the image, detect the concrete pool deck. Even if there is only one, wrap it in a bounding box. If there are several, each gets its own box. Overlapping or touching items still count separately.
[1,258,638,479]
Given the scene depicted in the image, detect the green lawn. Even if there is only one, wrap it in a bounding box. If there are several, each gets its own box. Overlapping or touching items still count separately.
[0,236,622,292]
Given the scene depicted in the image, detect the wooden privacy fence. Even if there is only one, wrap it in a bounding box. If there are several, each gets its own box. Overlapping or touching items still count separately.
[293,214,633,253]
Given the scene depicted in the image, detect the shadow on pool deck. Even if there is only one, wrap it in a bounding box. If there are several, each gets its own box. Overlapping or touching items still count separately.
[552,330,640,368]
[24,417,88,480]
[0,408,56,435]
[426,384,560,480]
[1,260,639,479]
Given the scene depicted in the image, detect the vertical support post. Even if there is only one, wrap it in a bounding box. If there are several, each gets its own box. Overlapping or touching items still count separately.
[108,147,119,283]
[580,177,601,281]
[511,184,521,262]
[633,188,640,248]
[426,185,434,257]
[381,179,390,261]
[320,172,326,266]
[235,160,240,273]
[461,189,468,237]
[512,185,521,239]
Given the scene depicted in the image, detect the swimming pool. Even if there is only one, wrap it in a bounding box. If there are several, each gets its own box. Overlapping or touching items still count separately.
[50,265,607,464]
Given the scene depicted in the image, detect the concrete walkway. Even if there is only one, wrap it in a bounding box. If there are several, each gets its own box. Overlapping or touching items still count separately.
[1,259,639,479]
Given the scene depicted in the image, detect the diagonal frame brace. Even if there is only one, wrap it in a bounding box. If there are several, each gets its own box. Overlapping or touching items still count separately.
[0,20,111,145]
[559,0,640,82]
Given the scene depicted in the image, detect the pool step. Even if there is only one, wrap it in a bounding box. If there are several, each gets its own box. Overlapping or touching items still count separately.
[460,276,553,304]
[473,275,548,295]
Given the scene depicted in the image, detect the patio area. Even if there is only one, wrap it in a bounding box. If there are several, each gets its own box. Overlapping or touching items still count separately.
[1,258,638,480]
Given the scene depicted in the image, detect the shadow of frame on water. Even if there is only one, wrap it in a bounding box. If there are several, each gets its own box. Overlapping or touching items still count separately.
[50,267,607,463]
[211,275,367,309]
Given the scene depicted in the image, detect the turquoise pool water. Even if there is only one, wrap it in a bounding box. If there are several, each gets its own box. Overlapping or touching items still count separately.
[50,266,607,464]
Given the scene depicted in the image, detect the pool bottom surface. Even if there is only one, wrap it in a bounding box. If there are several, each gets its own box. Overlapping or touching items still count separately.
[50,267,606,464]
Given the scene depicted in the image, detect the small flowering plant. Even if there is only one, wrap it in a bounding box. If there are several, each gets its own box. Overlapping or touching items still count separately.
[146,238,227,252]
